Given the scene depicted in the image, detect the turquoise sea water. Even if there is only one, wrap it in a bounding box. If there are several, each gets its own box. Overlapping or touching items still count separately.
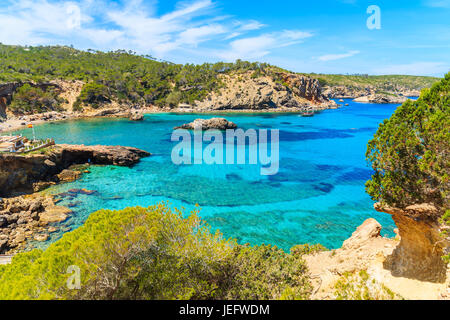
[15,99,402,251]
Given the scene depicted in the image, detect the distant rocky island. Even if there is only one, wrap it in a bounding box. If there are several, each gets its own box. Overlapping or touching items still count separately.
[312,73,437,103]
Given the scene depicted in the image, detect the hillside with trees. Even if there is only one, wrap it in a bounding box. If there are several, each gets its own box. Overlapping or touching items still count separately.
[0,44,441,116]
[0,44,278,114]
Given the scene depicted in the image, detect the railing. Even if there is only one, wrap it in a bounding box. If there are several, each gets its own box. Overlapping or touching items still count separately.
[22,138,55,153]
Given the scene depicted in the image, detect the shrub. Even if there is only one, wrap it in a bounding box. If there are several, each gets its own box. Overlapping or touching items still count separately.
[10,83,63,114]
[290,243,328,256]
[0,203,312,300]
[366,72,450,263]
[333,270,403,300]
[366,72,449,210]
[75,82,111,109]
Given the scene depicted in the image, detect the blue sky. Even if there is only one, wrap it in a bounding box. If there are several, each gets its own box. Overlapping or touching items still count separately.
[0,0,449,76]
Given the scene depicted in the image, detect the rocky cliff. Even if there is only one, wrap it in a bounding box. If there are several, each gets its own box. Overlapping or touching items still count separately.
[0,144,150,196]
[191,72,334,111]
[374,203,449,283]
[305,218,450,300]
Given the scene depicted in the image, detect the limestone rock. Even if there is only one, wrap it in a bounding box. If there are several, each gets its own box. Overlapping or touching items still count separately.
[353,94,407,104]
[130,111,144,121]
[342,218,382,250]
[374,203,449,283]
[44,159,56,167]
[39,206,71,225]
[0,215,7,228]
[34,233,49,242]
[175,118,237,130]
[193,72,333,111]
[57,169,81,182]
[58,144,151,167]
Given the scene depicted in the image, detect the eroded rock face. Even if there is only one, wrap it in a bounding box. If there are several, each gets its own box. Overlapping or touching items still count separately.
[175,118,238,130]
[281,73,328,103]
[57,169,81,182]
[0,144,150,196]
[193,72,334,111]
[342,218,383,250]
[375,203,449,283]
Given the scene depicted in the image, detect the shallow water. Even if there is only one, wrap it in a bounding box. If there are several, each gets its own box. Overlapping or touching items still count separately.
[15,99,401,251]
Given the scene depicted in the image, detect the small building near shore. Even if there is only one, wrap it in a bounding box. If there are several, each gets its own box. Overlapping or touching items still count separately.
[0,135,26,153]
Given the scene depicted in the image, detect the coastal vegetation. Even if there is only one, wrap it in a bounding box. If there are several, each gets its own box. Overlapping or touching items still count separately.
[8,83,64,114]
[0,44,439,114]
[333,270,403,300]
[366,72,450,263]
[1,44,448,300]
[366,72,449,210]
[0,204,312,300]
[0,44,275,113]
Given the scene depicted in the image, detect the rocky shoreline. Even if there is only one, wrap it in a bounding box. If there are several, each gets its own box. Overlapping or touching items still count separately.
[0,72,338,133]
[0,194,72,253]
[0,144,150,197]
[0,143,150,253]
[0,105,338,133]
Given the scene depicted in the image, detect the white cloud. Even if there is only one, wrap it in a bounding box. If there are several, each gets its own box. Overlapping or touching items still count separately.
[373,62,449,76]
[178,25,226,46]
[217,30,313,61]
[0,0,312,61]
[317,50,360,61]
[239,20,265,31]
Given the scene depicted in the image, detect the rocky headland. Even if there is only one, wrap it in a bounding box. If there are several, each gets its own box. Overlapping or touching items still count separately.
[322,85,420,104]
[353,94,408,104]
[0,143,150,253]
[0,144,150,197]
[191,72,335,112]
[0,72,336,133]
